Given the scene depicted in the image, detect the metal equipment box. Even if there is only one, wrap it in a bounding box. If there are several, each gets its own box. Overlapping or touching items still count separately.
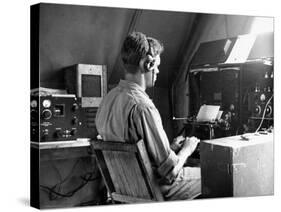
[200,133,274,198]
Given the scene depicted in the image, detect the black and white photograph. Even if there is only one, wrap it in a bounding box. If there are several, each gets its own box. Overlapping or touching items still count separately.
[29,1,275,209]
[29,2,274,209]
[0,0,280,212]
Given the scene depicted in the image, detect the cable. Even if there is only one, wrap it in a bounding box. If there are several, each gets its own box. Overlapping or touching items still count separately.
[40,172,100,199]
[57,158,81,186]
[40,158,99,200]
[51,158,82,200]
[49,160,64,200]
[255,95,273,133]
[47,158,82,200]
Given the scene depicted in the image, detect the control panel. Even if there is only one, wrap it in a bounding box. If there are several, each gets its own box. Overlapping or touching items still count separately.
[249,89,273,119]
[31,94,82,142]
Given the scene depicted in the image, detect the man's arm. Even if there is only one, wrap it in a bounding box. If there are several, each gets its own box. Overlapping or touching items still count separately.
[133,104,199,182]
[170,137,200,177]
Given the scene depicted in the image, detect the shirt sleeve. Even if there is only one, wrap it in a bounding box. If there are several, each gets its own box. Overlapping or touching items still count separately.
[132,104,180,182]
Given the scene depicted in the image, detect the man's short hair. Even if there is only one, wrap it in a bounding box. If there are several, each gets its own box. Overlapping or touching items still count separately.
[121,32,164,70]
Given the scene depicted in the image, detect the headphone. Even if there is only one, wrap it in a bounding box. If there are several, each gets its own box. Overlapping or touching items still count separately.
[142,37,156,73]
[142,36,157,97]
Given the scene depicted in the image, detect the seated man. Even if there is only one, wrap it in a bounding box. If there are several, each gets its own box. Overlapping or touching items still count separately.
[95,32,201,200]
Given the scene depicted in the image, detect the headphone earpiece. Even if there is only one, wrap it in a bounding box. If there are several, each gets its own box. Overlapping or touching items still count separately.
[143,54,156,73]
[141,36,156,73]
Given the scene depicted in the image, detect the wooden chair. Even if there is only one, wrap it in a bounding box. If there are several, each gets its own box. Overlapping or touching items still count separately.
[91,139,164,203]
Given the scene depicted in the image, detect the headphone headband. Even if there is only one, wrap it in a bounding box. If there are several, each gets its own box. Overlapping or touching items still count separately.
[143,37,156,73]
[147,37,153,57]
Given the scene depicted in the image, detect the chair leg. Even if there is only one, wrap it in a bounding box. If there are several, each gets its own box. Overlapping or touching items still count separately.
[106,190,115,204]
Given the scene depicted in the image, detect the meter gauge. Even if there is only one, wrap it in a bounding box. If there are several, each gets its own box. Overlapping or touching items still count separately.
[42,99,52,108]
[30,100,38,108]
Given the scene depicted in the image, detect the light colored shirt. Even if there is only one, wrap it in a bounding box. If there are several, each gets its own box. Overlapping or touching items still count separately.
[95,80,179,182]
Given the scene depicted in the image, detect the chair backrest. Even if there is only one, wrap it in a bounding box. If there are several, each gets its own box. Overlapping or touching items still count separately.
[91,139,164,203]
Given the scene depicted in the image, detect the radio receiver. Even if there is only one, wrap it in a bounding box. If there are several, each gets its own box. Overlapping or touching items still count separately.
[64,64,107,138]
[30,93,82,142]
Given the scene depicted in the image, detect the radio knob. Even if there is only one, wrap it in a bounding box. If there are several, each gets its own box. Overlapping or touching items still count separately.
[266,105,272,117]
[55,130,63,138]
[71,129,77,136]
[260,93,266,102]
[72,103,79,111]
[72,117,78,125]
[41,129,49,140]
[254,105,261,115]
[42,109,52,120]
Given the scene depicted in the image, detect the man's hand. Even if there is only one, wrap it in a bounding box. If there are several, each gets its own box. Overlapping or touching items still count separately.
[182,136,200,155]
[172,136,200,176]
[170,135,185,152]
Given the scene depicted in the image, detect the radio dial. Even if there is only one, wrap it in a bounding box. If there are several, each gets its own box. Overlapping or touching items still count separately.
[254,105,261,115]
[266,105,272,117]
[42,109,52,120]
[42,99,51,108]
[30,100,38,108]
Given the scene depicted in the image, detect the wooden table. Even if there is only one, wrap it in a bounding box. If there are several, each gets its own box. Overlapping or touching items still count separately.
[31,139,92,161]
[30,139,105,209]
